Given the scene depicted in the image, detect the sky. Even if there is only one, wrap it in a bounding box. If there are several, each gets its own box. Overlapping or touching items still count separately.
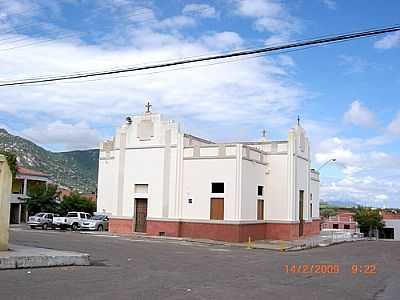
[0,0,400,208]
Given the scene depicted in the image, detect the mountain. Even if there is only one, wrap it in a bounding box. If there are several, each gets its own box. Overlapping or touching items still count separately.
[0,128,99,192]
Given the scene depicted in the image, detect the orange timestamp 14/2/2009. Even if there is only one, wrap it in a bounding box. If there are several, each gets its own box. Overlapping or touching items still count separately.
[283,264,377,274]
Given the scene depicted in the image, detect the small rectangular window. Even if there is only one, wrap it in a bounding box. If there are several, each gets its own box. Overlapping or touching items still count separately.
[333,223,339,229]
[257,186,264,196]
[344,224,350,230]
[135,184,148,193]
[211,182,224,193]
[80,213,85,219]
[310,203,313,218]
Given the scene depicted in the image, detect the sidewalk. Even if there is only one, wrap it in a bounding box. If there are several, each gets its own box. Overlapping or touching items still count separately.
[0,244,90,269]
[81,230,361,251]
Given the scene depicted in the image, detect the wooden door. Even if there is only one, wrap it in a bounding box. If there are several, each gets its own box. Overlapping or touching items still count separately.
[299,190,304,236]
[210,198,224,220]
[135,198,148,232]
[257,199,264,220]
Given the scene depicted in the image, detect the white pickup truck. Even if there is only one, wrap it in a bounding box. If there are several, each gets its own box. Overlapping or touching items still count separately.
[52,212,92,231]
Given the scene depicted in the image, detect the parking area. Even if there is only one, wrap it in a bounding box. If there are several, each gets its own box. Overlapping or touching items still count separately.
[2,228,400,300]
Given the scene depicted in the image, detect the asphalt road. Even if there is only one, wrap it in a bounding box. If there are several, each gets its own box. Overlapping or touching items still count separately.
[1,228,399,300]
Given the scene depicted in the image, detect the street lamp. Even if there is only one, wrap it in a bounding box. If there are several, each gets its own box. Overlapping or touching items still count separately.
[317,158,336,172]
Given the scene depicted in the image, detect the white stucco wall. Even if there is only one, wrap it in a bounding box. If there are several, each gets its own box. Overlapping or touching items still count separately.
[182,157,238,220]
[97,113,183,219]
[265,154,290,221]
[97,112,321,226]
[310,171,320,219]
[241,159,266,220]
[383,219,400,240]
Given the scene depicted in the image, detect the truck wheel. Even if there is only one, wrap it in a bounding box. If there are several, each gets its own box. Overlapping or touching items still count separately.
[42,223,48,230]
[30,225,35,229]
[97,225,104,232]
[71,223,78,231]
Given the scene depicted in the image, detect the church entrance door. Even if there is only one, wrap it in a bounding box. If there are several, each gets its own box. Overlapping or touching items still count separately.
[135,198,148,232]
[299,190,304,237]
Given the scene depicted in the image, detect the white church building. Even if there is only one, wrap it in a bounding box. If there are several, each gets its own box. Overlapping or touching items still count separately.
[97,106,320,242]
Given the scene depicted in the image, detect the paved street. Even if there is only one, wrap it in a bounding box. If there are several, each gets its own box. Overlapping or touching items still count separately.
[1,229,399,300]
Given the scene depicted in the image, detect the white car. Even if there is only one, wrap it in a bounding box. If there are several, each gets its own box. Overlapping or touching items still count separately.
[28,213,58,230]
[52,212,92,231]
[80,215,109,231]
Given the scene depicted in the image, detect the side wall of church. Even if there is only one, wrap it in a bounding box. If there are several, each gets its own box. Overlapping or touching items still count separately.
[182,157,239,220]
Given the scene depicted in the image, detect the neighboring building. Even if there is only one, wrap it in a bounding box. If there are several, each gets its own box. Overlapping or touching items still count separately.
[321,212,358,232]
[80,192,97,203]
[10,166,50,224]
[56,185,73,202]
[381,210,400,240]
[97,108,320,242]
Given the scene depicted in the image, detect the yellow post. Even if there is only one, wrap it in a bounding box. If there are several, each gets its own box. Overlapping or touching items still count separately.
[247,236,252,249]
[280,240,285,252]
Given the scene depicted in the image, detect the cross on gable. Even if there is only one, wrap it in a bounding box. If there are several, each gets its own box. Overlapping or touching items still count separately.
[145,101,152,113]
[297,115,300,126]
[262,129,267,137]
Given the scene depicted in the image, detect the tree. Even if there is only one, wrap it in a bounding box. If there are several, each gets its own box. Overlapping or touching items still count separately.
[26,184,58,215]
[58,192,96,216]
[354,207,385,238]
[320,207,337,218]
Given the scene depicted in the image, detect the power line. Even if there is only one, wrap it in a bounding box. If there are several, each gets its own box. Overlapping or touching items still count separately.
[0,24,399,87]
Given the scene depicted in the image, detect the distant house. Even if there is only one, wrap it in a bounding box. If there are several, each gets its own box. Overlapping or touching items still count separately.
[321,212,358,232]
[80,192,97,203]
[380,210,400,240]
[10,166,50,224]
[56,185,73,202]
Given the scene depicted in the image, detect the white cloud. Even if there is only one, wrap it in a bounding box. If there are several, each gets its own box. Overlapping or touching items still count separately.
[235,0,300,44]
[338,55,370,74]
[343,100,375,127]
[201,31,243,50]
[322,0,336,10]
[387,112,400,136]
[236,0,283,18]
[155,15,196,30]
[374,31,400,49]
[0,27,305,148]
[182,3,218,18]
[315,136,400,207]
[21,121,101,150]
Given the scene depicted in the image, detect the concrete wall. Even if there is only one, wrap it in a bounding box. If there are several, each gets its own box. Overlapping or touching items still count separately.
[310,171,320,219]
[383,219,400,240]
[182,157,238,220]
[265,153,290,221]
[0,155,12,251]
[240,158,266,220]
[97,113,183,220]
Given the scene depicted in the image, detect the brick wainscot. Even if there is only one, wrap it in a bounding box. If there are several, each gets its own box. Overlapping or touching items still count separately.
[110,218,321,242]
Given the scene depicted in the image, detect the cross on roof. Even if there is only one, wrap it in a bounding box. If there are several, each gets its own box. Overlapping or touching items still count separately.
[145,101,152,113]
[297,115,300,126]
[262,129,267,137]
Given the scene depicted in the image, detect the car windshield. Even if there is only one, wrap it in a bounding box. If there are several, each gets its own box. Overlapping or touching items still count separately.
[35,213,45,217]
[91,215,105,220]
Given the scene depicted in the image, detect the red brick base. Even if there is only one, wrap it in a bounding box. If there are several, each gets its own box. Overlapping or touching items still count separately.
[111,218,321,242]
[109,218,133,234]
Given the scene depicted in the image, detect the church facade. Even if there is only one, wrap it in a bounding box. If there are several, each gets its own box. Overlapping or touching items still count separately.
[97,109,320,242]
